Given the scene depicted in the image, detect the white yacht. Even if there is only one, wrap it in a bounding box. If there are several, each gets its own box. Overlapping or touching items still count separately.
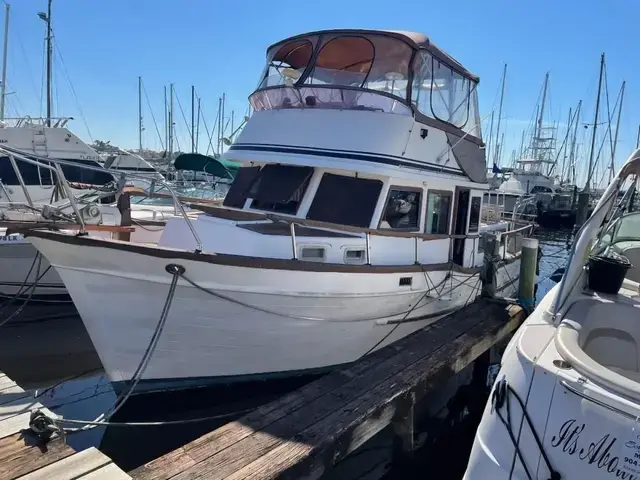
[464,149,640,479]
[26,29,528,393]
[102,153,165,189]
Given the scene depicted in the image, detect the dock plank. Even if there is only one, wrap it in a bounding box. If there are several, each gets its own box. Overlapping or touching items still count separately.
[132,299,485,480]
[227,303,521,479]
[0,371,131,480]
[16,446,111,479]
[0,434,75,479]
[132,299,519,480]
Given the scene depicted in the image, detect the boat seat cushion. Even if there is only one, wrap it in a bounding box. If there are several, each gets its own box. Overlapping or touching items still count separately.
[556,296,640,400]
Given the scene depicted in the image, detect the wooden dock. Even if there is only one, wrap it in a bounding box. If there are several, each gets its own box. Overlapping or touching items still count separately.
[131,298,525,480]
[0,371,130,479]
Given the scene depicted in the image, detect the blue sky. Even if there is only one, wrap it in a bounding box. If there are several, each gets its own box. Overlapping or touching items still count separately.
[3,0,638,187]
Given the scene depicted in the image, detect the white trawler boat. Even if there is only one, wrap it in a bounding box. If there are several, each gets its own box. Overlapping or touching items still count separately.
[464,149,640,479]
[26,29,528,393]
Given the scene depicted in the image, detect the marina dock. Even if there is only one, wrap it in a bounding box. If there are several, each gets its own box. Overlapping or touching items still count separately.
[0,370,130,479]
[131,298,525,480]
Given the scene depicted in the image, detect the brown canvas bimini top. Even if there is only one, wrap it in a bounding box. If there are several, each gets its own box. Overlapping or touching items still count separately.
[266,29,479,82]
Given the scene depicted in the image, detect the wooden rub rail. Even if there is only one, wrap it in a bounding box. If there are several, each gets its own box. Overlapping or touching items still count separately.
[132,298,525,480]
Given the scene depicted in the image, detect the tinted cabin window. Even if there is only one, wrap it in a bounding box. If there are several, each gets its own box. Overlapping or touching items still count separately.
[307,173,382,228]
[380,188,421,230]
[223,166,261,208]
[426,190,452,234]
[248,165,313,214]
[0,156,113,186]
[469,197,481,233]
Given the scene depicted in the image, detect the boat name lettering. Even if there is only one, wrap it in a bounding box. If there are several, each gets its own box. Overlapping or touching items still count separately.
[551,419,639,479]
[0,235,19,241]
[79,154,98,160]
[0,139,7,143]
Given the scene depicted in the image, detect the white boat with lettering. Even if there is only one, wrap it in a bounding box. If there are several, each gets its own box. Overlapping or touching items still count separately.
[464,149,640,479]
[26,29,530,393]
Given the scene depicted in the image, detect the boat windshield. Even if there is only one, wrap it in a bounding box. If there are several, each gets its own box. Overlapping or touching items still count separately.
[252,33,414,116]
[251,32,481,136]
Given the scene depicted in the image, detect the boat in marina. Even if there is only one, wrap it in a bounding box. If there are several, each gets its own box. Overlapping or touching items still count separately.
[26,29,531,394]
[464,149,640,479]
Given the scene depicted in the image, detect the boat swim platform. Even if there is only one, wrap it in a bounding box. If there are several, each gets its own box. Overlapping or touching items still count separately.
[0,371,130,480]
[131,298,525,480]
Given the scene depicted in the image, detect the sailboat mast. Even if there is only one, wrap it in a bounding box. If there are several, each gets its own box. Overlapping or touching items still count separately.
[191,85,195,153]
[535,72,549,163]
[45,0,52,126]
[568,100,582,186]
[0,3,9,121]
[609,81,625,183]
[486,111,494,167]
[560,107,572,182]
[196,97,201,154]
[636,124,640,149]
[138,77,143,152]
[493,64,507,166]
[163,86,167,156]
[169,83,174,159]
[585,53,605,193]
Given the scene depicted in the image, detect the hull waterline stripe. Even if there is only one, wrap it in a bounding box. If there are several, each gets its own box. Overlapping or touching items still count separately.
[229,144,467,176]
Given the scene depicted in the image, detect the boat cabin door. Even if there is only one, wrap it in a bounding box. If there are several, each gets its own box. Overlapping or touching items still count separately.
[452,187,470,266]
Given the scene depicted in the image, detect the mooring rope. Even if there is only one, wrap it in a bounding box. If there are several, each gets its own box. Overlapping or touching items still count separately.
[492,378,561,480]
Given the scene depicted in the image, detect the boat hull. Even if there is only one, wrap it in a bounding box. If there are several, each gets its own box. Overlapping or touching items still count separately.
[28,233,520,394]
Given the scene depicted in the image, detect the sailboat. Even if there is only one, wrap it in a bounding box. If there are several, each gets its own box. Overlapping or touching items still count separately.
[26,29,530,394]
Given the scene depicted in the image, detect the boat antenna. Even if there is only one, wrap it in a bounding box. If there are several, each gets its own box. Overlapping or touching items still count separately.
[0,2,10,121]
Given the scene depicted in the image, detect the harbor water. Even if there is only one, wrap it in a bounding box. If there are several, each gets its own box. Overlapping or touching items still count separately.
[0,228,573,477]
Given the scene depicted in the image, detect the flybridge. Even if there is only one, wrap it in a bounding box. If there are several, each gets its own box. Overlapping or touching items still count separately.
[229,29,487,185]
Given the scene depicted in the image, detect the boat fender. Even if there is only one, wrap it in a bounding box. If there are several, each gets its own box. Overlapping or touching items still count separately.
[491,377,561,480]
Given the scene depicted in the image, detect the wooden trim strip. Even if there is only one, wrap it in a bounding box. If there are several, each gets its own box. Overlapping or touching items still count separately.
[189,204,482,241]
[25,229,481,275]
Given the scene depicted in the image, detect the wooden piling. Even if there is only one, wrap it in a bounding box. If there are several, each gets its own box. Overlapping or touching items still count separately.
[481,233,498,298]
[518,237,538,310]
[575,191,590,227]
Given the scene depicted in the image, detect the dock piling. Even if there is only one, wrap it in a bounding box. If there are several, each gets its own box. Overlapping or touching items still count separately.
[481,234,498,298]
[575,191,590,227]
[518,237,539,310]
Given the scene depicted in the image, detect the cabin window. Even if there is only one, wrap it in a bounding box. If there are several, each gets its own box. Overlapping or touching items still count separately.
[260,39,314,89]
[468,197,481,233]
[344,248,366,265]
[530,185,553,194]
[379,188,422,230]
[425,190,452,235]
[300,246,326,262]
[0,157,113,187]
[248,165,313,214]
[223,166,261,208]
[307,173,383,228]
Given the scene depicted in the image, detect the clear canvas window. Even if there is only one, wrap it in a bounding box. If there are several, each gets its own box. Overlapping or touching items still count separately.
[260,39,315,89]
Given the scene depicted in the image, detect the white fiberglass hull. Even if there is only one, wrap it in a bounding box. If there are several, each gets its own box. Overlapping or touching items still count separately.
[28,233,519,392]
